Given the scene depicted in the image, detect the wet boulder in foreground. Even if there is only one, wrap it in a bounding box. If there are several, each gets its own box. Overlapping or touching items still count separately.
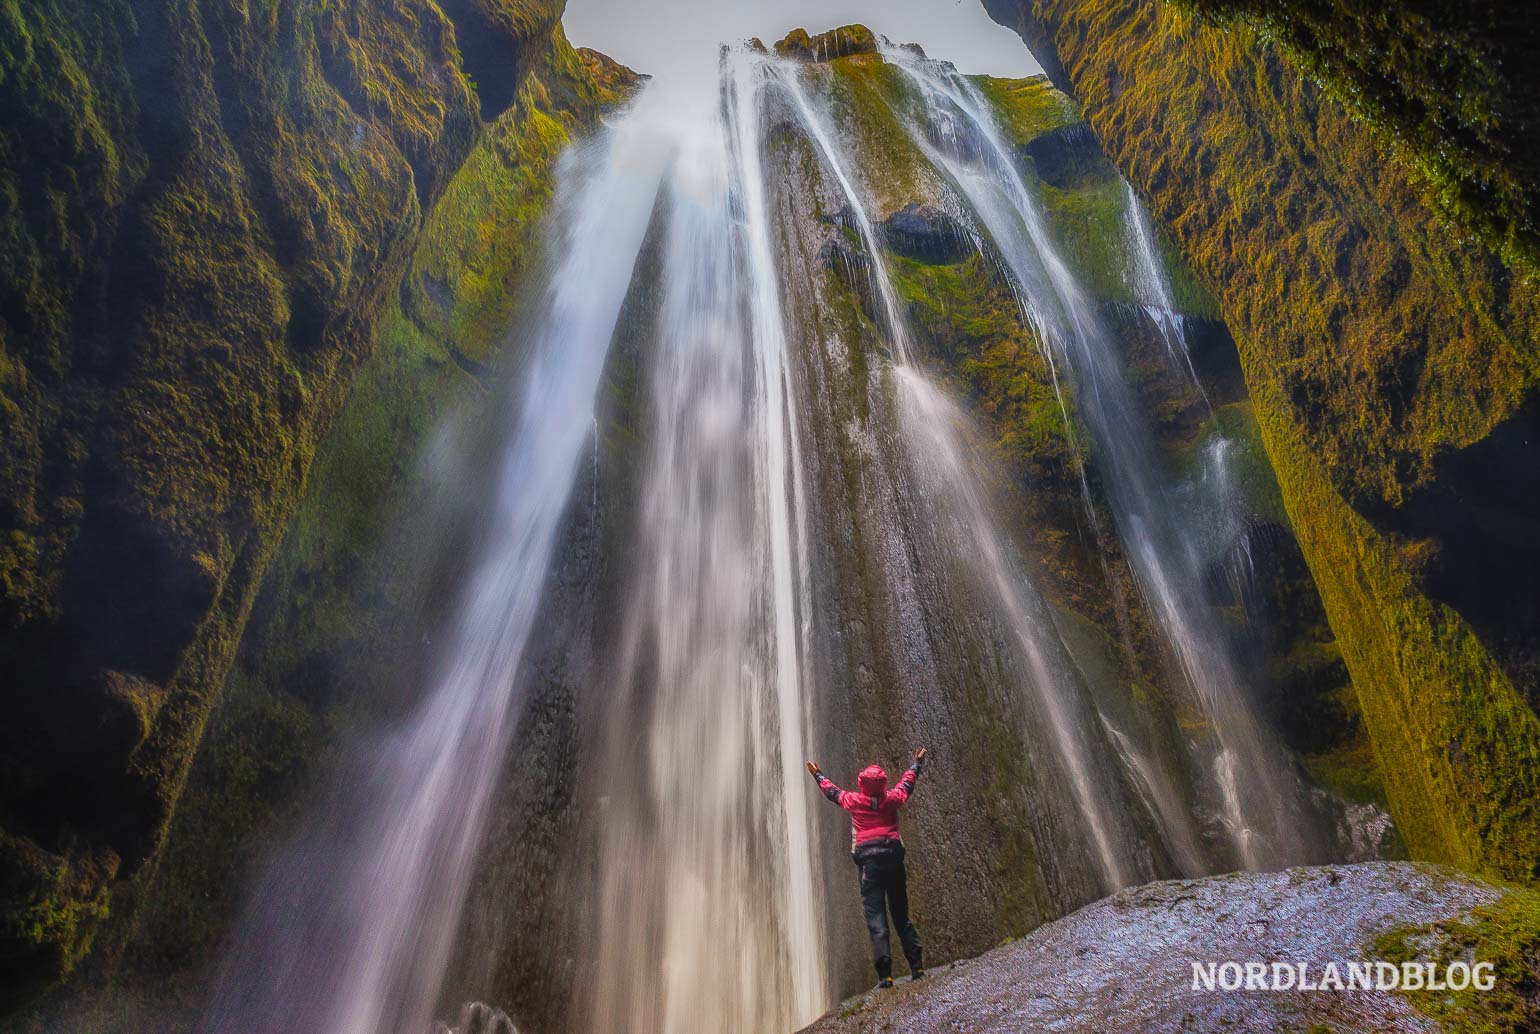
[800,862,1540,1033]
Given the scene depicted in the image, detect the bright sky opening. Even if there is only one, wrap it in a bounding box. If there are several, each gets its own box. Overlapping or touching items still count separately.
[563,0,1043,79]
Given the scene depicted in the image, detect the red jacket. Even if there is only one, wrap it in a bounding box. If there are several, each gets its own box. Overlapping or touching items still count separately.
[814,761,922,853]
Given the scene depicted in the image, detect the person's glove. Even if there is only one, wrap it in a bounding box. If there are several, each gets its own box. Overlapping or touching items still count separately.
[914,747,927,769]
[806,760,822,778]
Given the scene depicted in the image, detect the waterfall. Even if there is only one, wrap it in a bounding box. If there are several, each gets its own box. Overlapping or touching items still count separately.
[773,63,1150,892]
[201,91,673,1034]
[1121,180,1202,385]
[197,36,1358,1034]
[582,54,825,1033]
[881,46,1330,870]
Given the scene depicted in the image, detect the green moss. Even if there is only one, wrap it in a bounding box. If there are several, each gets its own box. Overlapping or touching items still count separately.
[1374,886,1540,1031]
[775,24,878,62]
[575,47,646,110]
[889,253,1083,483]
[1299,717,1387,808]
[1154,229,1224,321]
[1037,174,1135,304]
[969,74,1080,148]
[821,53,936,214]
[995,0,1540,880]
[0,836,116,1002]
[1175,0,1539,274]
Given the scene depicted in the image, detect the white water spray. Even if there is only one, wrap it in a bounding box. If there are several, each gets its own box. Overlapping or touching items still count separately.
[583,55,826,1033]
[883,47,1324,870]
[1121,180,1201,385]
[203,93,673,1034]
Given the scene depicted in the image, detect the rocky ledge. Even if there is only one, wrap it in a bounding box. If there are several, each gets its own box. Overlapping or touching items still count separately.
[800,862,1540,1033]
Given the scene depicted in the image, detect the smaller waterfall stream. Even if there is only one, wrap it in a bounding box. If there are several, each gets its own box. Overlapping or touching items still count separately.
[202,95,673,1034]
[1121,181,1202,385]
[883,47,1327,870]
[776,61,1142,892]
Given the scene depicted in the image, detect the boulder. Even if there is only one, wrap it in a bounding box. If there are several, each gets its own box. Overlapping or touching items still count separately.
[801,863,1538,1033]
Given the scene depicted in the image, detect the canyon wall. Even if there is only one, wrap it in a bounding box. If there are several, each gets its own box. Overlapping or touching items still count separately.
[982,0,1540,880]
[0,0,611,1006]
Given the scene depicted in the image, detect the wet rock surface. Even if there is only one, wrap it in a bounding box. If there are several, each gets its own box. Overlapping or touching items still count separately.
[800,863,1504,1033]
[981,0,1540,880]
[880,204,973,265]
[431,1000,518,1034]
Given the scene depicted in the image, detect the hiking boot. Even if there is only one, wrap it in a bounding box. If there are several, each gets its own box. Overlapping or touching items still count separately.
[878,977,894,989]
[911,967,925,981]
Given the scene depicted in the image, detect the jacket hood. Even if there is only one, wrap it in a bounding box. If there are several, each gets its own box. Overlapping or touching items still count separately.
[858,764,888,796]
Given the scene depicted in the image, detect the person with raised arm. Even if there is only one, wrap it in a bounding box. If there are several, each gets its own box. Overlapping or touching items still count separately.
[807,747,928,988]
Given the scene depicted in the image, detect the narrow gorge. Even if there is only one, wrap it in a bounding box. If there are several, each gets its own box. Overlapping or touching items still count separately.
[1,3,1536,1033]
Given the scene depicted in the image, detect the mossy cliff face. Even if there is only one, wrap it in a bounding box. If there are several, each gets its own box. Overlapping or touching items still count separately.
[982,0,1540,879]
[0,0,576,1003]
[98,30,618,1025]
[767,33,1388,992]
[1175,0,1540,274]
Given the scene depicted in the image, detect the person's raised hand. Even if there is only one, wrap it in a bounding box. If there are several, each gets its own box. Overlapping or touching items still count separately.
[806,760,821,777]
[914,747,927,764]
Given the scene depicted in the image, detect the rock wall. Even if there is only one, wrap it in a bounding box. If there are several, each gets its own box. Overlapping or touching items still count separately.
[768,33,1387,994]
[0,0,594,1007]
[1175,0,1539,273]
[982,0,1540,880]
[801,862,1540,1033]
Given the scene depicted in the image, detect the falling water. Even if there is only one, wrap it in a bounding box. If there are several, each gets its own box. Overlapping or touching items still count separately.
[775,62,1142,892]
[582,54,825,1033]
[1121,180,1201,384]
[883,47,1328,870]
[893,370,1137,890]
[202,92,673,1034]
[198,35,1356,1034]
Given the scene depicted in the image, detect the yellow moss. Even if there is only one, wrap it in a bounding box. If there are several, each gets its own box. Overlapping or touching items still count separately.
[817,53,940,215]
[994,0,1540,879]
[970,74,1080,147]
[1252,370,1540,877]
[1376,883,1540,1031]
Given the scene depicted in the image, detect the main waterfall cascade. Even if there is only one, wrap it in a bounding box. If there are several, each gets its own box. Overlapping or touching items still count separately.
[583,53,825,1033]
[199,36,1386,1034]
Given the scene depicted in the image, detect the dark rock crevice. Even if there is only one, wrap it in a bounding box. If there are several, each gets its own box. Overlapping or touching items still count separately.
[1388,393,1540,708]
[436,0,561,123]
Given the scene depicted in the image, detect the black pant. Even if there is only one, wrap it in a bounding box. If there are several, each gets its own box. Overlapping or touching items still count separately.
[858,852,923,980]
